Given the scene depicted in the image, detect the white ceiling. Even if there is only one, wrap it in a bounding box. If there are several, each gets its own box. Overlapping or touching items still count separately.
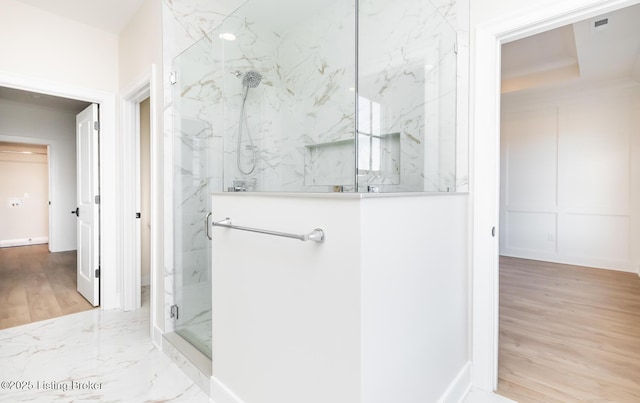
[502,4,640,93]
[13,0,145,34]
[0,86,90,113]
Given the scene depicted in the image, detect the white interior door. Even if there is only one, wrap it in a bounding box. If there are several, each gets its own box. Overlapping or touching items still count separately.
[76,104,100,306]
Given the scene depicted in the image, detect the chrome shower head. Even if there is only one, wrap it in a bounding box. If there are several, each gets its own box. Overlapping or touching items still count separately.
[242,70,262,88]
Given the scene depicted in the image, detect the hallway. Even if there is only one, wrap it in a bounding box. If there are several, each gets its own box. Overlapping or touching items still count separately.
[0,244,94,329]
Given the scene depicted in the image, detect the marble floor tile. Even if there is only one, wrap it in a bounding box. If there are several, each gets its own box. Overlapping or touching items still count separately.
[0,289,209,402]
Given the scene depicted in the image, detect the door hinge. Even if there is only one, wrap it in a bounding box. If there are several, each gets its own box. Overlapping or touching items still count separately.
[169,71,177,85]
[136,212,141,219]
[95,195,100,205]
[94,121,100,131]
[170,304,179,319]
[95,267,100,278]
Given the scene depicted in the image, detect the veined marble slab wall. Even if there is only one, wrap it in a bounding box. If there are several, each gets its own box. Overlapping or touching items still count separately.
[219,0,356,192]
[216,0,460,192]
[276,1,356,191]
[219,10,286,192]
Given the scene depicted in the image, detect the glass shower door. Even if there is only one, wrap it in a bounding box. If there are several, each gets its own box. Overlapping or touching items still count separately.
[172,31,223,359]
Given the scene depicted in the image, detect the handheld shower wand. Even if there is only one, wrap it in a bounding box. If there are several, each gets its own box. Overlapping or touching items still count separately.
[236,70,262,176]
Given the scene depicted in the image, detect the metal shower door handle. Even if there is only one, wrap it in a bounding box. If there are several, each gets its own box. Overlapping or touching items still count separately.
[205,212,212,240]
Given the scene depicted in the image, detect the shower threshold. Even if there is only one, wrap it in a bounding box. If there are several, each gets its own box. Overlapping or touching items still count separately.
[163,332,212,395]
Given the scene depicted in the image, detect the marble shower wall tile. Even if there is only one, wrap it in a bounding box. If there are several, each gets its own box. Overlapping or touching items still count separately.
[166,0,464,195]
[430,0,457,27]
[279,0,357,191]
[164,0,246,57]
[218,0,356,192]
[164,0,467,191]
[220,12,284,190]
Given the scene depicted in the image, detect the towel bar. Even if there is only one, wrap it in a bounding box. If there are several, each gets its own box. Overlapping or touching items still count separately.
[212,218,324,243]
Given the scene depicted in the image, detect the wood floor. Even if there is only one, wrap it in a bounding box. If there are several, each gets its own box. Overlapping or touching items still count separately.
[498,256,640,402]
[0,244,94,329]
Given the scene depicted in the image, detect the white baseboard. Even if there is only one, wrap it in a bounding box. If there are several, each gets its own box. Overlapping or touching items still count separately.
[500,249,634,273]
[211,375,245,403]
[464,388,517,403]
[0,237,48,248]
[438,361,472,403]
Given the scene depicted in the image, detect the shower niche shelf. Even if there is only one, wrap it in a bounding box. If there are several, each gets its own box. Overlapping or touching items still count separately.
[303,133,401,187]
[304,138,355,186]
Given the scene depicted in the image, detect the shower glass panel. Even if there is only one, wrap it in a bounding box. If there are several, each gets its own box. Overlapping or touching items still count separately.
[219,0,357,192]
[358,0,457,192]
[172,30,222,359]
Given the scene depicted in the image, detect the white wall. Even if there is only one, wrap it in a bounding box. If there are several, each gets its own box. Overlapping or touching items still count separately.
[210,193,470,403]
[470,0,559,29]
[0,100,78,252]
[500,83,640,272]
[0,144,48,246]
[0,0,118,93]
[119,0,162,88]
[361,195,470,403]
[211,194,362,403]
[119,0,163,319]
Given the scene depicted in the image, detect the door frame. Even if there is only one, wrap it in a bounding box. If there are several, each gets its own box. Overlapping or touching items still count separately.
[0,71,119,309]
[0,137,52,248]
[121,66,159,335]
[470,0,640,392]
[121,72,150,312]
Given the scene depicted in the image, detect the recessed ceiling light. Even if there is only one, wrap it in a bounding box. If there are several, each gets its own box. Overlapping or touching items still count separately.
[219,33,236,41]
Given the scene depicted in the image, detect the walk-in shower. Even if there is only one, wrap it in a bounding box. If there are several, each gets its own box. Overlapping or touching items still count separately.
[171,0,459,364]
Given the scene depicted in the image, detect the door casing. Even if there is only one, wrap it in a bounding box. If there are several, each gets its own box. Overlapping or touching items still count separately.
[471,0,640,392]
[0,72,119,309]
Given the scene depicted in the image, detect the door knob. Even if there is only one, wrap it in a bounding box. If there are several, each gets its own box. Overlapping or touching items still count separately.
[71,207,79,217]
